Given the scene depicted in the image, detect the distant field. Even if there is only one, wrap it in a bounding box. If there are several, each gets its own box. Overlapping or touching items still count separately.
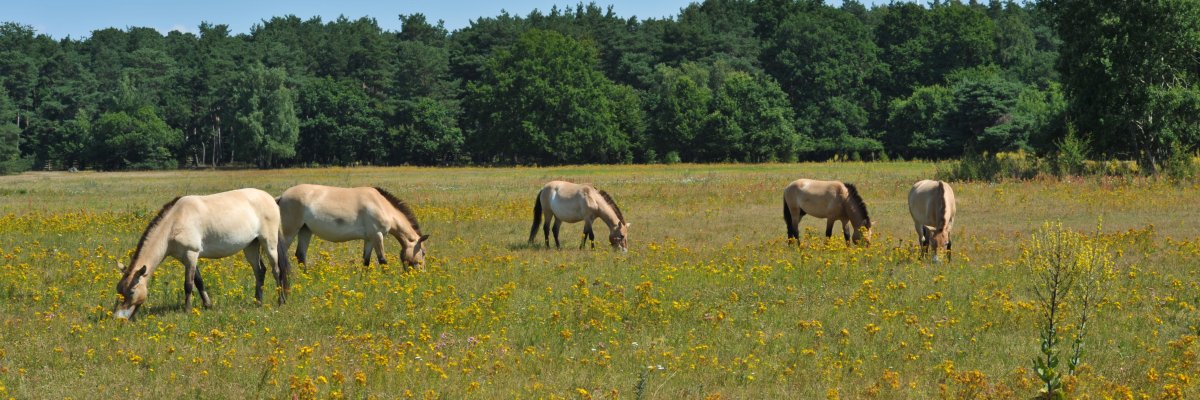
[1,163,1198,398]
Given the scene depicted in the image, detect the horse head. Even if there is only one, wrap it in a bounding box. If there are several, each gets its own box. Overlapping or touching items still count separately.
[853,218,873,246]
[924,226,949,263]
[403,234,431,268]
[609,222,629,252]
[114,262,149,320]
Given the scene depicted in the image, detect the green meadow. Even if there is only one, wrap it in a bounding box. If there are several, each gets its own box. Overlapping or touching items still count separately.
[1,162,1198,398]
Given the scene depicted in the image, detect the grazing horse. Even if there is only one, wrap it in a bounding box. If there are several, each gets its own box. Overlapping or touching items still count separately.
[908,179,956,263]
[783,179,873,245]
[528,181,629,251]
[277,184,429,271]
[114,188,285,320]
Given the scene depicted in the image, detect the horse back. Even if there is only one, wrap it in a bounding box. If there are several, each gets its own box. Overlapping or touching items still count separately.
[908,180,952,228]
[175,188,279,257]
[784,179,847,219]
[540,181,592,222]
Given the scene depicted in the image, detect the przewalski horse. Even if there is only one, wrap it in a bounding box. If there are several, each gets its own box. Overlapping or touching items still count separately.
[528,180,629,251]
[783,179,873,245]
[276,184,429,271]
[114,188,286,320]
[908,179,957,263]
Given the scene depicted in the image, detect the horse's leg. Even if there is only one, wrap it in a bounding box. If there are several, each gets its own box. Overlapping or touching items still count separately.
[914,223,927,258]
[182,250,200,310]
[579,220,592,250]
[244,241,266,305]
[374,231,388,266]
[824,219,835,238]
[542,214,552,248]
[552,218,562,249]
[194,265,212,308]
[841,220,851,243]
[784,202,804,243]
[361,238,374,267]
[296,226,313,266]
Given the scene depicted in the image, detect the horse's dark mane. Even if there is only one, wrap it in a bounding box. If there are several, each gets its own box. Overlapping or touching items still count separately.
[128,196,181,271]
[596,189,624,223]
[844,183,870,225]
[936,181,948,226]
[373,187,421,233]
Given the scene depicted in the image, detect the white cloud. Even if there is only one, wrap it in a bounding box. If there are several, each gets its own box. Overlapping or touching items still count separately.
[158,24,195,35]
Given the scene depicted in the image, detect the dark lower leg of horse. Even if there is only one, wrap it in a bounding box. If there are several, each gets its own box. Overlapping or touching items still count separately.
[183,278,194,310]
[825,225,834,238]
[361,242,373,267]
[552,222,562,249]
[194,271,212,308]
[253,264,267,305]
[543,221,551,248]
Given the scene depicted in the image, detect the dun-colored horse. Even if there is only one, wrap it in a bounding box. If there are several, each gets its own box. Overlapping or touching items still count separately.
[528,181,629,251]
[277,184,429,271]
[783,179,873,245]
[908,179,956,262]
[114,188,285,320]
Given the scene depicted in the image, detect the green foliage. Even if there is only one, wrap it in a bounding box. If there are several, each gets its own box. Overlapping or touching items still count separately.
[464,29,633,164]
[0,0,1187,172]
[1163,142,1199,183]
[392,97,465,165]
[886,84,954,158]
[230,63,299,167]
[648,61,799,163]
[935,150,1046,182]
[1045,0,1200,169]
[1053,126,1089,177]
[91,107,181,170]
[296,77,383,166]
[762,4,882,158]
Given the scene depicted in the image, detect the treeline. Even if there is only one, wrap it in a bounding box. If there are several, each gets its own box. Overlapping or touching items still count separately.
[1,0,1197,171]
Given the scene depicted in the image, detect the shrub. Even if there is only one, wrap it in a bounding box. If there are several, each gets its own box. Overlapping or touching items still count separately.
[1053,128,1089,177]
[0,156,33,175]
[936,150,1047,182]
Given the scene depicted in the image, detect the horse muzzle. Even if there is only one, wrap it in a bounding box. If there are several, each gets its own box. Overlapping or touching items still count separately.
[113,304,138,320]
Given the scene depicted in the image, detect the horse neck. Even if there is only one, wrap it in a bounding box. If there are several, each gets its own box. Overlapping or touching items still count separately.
[130,223,171,276]
[388,213,420,243]
[844,202,866,229]
[594,200,620,230]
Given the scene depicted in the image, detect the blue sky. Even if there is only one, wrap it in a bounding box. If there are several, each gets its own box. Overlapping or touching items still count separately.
[10,0,882,40]
[8,0,692,39]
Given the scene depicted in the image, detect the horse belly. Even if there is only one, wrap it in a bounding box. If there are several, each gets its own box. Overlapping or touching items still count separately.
[304,217,370,243]
[797,197,838,219]
[548,198,585,223]
[198,231,259,259]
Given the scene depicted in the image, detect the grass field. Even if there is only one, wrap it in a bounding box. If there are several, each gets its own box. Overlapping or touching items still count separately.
[1,162,1199,399]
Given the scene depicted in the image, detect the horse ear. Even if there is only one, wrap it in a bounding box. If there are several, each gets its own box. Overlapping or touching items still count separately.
[419,234,430,242]
[134,265,148,280]
[116,261,125,271]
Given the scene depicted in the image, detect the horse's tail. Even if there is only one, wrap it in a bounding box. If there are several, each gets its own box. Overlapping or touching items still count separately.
[276,230,290,279]
[783,198,798,241]
[528,192,543,243]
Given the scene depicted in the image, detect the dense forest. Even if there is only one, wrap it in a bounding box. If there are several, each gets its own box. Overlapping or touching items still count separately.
[1,0,1198,172]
